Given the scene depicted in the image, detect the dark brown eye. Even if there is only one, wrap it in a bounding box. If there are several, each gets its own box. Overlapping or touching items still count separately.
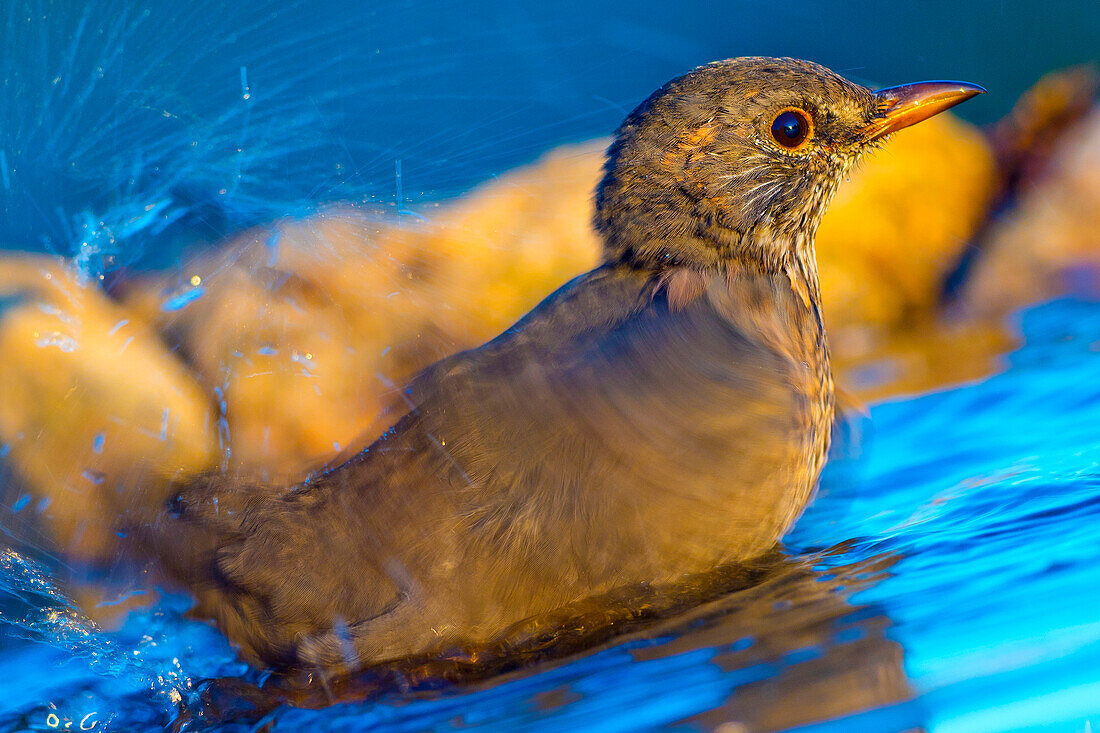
[770,108,812,149]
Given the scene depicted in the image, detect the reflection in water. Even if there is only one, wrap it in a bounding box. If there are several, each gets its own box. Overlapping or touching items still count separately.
[172,548,909,731]
[635,552,913,733]
[0,538,909,731]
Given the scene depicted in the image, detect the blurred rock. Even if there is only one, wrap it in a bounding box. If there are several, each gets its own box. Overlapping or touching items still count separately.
[817,113,995,354]
[123,141,605,479]
[987,65,1099,198]
[0,258,218,559]
[965,104,1100,317]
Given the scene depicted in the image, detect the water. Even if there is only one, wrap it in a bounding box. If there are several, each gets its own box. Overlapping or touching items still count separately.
[793,299,1100,732]
[0,296,1097,731]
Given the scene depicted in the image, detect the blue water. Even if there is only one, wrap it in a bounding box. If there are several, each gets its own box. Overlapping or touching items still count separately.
[2,296,1099,731]
[792,300,1100,732]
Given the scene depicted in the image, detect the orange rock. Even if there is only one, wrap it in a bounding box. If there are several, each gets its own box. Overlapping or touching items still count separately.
[121,143,607,479]
[965,105,1100,318]
[817,114,996,349]
[0,258,218,559]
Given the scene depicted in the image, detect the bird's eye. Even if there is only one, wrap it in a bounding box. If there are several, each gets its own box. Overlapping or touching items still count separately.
[770,108,812,150]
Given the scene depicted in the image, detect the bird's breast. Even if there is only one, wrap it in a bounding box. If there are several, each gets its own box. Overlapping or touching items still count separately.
[432,266,834,582]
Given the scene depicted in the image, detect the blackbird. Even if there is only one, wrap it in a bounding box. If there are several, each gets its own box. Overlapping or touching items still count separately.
[141,57,982,670]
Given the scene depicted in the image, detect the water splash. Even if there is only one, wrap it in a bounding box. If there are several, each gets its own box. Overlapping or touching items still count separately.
[0,550,192,730]
[0,0,383,274]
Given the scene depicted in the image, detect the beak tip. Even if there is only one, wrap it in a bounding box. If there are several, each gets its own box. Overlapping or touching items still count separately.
[868,79,987,140]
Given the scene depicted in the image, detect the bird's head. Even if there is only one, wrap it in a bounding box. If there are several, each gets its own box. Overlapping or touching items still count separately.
[596,57,984,274]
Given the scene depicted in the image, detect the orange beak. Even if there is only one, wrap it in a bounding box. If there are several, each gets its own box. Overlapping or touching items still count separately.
[864,81,986,141]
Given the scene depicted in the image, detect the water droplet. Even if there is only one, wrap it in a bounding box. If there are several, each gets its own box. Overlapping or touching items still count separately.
[35,333,78,352]
[161,286,205,312]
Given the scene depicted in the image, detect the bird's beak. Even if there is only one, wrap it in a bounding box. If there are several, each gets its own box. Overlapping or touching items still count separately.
[864,81,986,141]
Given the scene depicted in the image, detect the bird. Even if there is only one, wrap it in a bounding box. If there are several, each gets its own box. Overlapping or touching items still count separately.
[135,57,983,671]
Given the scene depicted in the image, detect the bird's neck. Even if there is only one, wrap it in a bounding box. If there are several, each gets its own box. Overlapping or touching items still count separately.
[617,222,827,340]
[724,231,829,372]
[602,206,832,394]
[782,230,826,340]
